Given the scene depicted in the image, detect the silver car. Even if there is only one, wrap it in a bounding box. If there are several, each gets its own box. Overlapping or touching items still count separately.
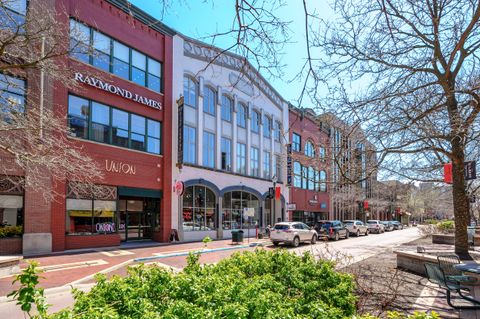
[270,222,318,247]
[367,220,385,234]
[344,220,369,236]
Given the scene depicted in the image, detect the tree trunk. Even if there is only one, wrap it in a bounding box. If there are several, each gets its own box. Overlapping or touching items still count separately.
[451,134,470,258]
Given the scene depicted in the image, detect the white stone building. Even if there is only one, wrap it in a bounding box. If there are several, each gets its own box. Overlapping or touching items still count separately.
[171,35,289,242]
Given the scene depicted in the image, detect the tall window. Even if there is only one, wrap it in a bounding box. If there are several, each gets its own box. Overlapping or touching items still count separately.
[203,131,215,168]
[183,125,196,164]
[237,103,247,128]
[222,191,259,230]
[274,121,281,142]
[221,137,232,171]
[182,185,216,231]
[320,170,327,192]
[314,170,320,191]
[319,146,326,160]
[302,166,308,189]
[305,141,315,157]
[203,86,216,115]
[68,95,161,154]
[236,143,246,174]
[308,167,315,190]
[0,74,26,120]
[250,147,259,177]
[293,162,302,188]
[1,0,27,27]
[69,19,163,92]
[92,31,110,72]
[251,110,260,133]
[292,133,301,152]
[183,76,197,108]
[263,151,271,179]
[274,154,281,181]
[263,115,272,138]
[113,41,129,80]
[221,95,232,122]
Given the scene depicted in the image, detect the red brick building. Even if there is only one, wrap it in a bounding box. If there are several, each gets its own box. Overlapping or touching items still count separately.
[0,0,175,254]
[288,107,330,225]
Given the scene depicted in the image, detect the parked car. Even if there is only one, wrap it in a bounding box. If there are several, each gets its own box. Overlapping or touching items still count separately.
[270,222,318,247]
[315,220,349,241]
[390,221,403,230]
[344,220,369,236]
[367,220,385,234]
[381,221,394,231]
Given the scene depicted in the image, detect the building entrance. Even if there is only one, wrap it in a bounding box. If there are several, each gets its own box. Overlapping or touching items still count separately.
[118,197,159,241]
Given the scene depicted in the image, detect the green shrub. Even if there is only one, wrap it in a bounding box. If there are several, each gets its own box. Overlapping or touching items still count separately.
[50,249,357,319]
[357,311,440,319]
[0,225,23,238]
[436,220,455,233]
[424,219,439,225]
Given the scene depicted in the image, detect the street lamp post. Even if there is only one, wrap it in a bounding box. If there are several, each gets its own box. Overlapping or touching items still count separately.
[272,175,278,224]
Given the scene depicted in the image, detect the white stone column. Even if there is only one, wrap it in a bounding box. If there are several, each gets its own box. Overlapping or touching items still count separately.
[232,94,238,172]
[246,102,253,176]
[197,77,204,165]
[259,110,264,178]
[216,86,223,169]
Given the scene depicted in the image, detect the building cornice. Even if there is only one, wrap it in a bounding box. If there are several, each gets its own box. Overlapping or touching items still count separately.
[182,36,285,111]
[106,0,176,36]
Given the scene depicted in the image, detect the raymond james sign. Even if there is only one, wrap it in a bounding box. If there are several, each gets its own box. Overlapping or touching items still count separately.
[74,72,162,110]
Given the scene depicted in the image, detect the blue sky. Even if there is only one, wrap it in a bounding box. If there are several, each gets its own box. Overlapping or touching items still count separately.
[129,0,331,106]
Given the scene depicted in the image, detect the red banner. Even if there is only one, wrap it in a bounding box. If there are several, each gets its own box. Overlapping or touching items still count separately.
[275,186,281,200]
[363,201,368,209]
[444,163,453,184]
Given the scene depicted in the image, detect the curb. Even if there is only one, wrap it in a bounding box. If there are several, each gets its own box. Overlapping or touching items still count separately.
[134,241,268,263]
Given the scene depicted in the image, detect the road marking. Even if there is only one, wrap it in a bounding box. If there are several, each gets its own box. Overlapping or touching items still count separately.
[98,250,134,257]
[136,262,182,272]
[35,259,109,273]
[152,248,205,256]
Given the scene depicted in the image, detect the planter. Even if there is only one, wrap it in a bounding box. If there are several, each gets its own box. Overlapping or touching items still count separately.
[395,250,438,276]
[432,234,455,245]
[0,236,22,254]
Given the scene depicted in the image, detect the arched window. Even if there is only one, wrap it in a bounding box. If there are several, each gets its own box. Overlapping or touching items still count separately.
[293,162,302,188]
[308,167,315,190]
[182,185,216,231]
[221,95,232,122]
[183,76,197,108]
[203,86,216,115]
[319,170,327,192]
[305,141,315,157]
[222,191,259,230]
[319,146,326,160]
[251,110,260,133]
[237,103,247,128]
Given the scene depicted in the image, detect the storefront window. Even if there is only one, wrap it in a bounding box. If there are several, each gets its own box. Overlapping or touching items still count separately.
[0,177,24,237]
[182,185,216,231]
[222,191,259,230]
[66,183,117,235]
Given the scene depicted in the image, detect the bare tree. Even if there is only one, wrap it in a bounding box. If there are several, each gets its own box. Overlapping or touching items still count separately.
[295,0,480,257]
[0,0,102,201]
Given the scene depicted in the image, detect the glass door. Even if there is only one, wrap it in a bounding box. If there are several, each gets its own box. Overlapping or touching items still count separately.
[118,197,159,241]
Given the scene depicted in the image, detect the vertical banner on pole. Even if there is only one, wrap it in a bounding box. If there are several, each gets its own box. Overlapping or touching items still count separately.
[444,163,453,184]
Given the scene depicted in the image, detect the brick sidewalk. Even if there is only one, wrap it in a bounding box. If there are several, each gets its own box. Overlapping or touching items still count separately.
[0,238,269,296]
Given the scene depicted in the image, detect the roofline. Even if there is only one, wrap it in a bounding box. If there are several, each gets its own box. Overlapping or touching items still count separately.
[106,0,176,36]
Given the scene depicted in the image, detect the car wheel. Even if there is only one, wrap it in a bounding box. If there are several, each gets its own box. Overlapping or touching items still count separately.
[365,229,369,236]
[334,232,339,241]
[345,231,349,239]
[272,241,279,246]
[311,235,317,244]
[292,236,300,247]
[356,230,360,237]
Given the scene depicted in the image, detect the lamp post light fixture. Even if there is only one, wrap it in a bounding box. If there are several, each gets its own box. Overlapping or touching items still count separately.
[272,175,278,224]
